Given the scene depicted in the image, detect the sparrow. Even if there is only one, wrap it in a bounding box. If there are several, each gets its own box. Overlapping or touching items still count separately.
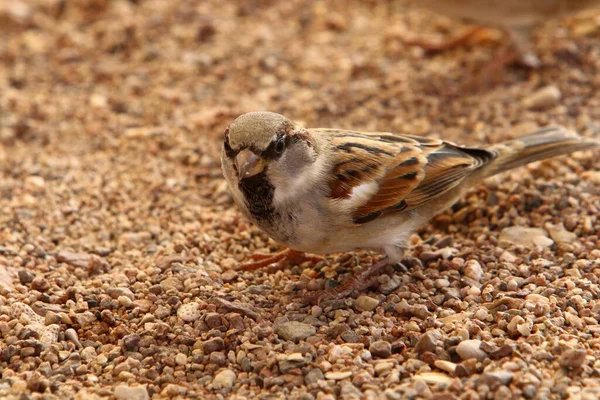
[404,0,600,68]
[221,111,599,303]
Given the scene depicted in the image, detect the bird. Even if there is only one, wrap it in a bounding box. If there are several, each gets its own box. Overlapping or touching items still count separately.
[403,0,600,69]
[221,111,599,303]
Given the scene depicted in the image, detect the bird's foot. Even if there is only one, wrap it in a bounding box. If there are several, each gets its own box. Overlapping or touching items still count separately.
[239,248,323,272]
[300,257,389,304]
[403,26,486,52]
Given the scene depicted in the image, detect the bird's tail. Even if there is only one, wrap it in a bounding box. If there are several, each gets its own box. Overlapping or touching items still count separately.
[483,126,599,177]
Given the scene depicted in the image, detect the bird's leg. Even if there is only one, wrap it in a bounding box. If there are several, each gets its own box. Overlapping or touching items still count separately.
[301,257,390,304]
[239,248,323,271]
[403,26,486,52]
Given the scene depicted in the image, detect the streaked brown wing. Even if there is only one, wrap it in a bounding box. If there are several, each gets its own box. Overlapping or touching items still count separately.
[403,144,494,209]
[325,129,495,224]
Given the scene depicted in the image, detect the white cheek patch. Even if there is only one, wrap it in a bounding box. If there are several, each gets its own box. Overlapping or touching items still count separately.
[272,153,326,207]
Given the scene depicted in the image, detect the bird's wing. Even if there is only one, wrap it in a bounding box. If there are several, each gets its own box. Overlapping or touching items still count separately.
[325,129,495,224]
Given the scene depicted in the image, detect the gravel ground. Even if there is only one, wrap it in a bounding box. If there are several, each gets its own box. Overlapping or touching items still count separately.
[1,1,600,399]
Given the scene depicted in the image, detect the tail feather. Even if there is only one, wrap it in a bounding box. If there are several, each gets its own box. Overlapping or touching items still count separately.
[484,126,600,177]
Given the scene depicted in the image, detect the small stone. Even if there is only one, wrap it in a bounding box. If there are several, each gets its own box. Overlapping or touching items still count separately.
[107,287,135,300]
[456,340,486,361]
[205,312,222,328]
[213,369,236,390]
[65,329,82,349]
[559,349,587,368]
[122,334,141,351]
[463,260,483,281]
[73,311,96,328]
[369,340,392,358]
[499,227,553,248]
[499,251,517,263]
[434,360,457,374]
[479,370,514,387]
[203,337,225,353]
[413,372,453,386]
[45,311,61,325]
[341,330,360,343]
[582,170,600,184]
[415,331,440,354]
[18,270,34,284]
[329,345,353,362]
[275,321,316,343]
[522,85,561,110]
[525,294,549,305]
[114,385,149,400]
[24,175,45,192]
[546,223,576,244]
[177,302,202,322]
[340,381,363,399]
[489,344,515,360]
[118,296,133,308]
[31,277,50,292]
[175,353,187,366]
[374,361,394,376]
[220,269,238,283]
[80,347,97,361]
[325,370,352,380]
[305,368,325,385]
[355,295,379,311]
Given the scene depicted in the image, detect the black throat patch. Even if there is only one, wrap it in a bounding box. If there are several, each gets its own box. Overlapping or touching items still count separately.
[238,172,276,221]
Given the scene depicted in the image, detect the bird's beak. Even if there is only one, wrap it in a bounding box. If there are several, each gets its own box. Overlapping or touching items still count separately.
[235,149,265,179]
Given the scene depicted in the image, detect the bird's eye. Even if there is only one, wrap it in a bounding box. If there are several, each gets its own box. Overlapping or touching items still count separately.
[274,137,285,153]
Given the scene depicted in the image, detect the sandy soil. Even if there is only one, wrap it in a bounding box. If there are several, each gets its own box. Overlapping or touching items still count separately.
[1,0,600,399]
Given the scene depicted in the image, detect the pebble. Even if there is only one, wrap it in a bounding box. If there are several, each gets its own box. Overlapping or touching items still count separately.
[525,294,549,305]
[463,260,483,281]
[369,340,392,358]
[412,372,453,386]
[479,370,514,386]
[31,276,49,291]
[65,329,82,348]
[24,175,45,192]
[582,170,600,184]
[107,287,135,300]
[275,321,316,343]
[559,349,587,368]
[118,296,133,308]
[177,302,202,322]
[114,385,149,400]
[374,361,394,376]
[499,227,553,248]
[203,337,225,353]
[73,311,97,328]
[522,85,561,110]
[546,223,576,244]
[175,353,187,366]
[123,334,141,350]
[434,360,457,374]
[340,381,363,399]
[325,371,352,380]
[355,295,379,311]
[329,345,353,362]
[212,369,236,390]
[415,331,440,354]
[305,368,325,385]
[456,340,486,361]
[221,269,239,282]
